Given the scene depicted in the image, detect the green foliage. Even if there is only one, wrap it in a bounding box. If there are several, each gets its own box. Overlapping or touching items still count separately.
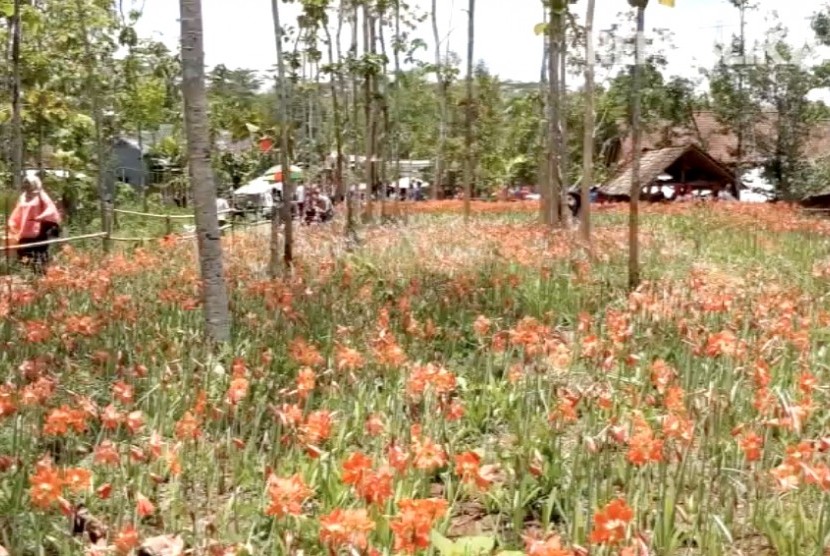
[431,531,496,555]
[708,17,824,199]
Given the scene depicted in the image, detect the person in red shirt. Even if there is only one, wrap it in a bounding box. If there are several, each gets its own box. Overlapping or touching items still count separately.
[7,175,62,272]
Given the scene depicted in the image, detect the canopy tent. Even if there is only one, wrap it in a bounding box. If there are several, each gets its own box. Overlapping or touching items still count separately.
[233,176,275,209]
[263,164,303,183]
[234,176,274,196]
[393,177,429,190]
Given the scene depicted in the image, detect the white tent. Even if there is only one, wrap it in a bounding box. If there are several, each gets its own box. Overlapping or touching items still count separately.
[234,176,275,209]
[394,177,429,190]
[234,176,274,196]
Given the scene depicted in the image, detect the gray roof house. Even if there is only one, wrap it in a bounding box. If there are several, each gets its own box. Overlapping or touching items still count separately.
[109,124,176,190]
[108,126,253,192]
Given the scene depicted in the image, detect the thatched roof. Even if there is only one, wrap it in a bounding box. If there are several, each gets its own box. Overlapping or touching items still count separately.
[600,143,736,198]
[618,111,830,167]
[802,189,830,207]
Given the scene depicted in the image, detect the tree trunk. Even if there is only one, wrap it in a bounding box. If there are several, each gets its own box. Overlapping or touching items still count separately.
[463,0,475,220]
[538,4,549,224]
[629,5,645,290]
[559,12,569,227]
[580,0,596,243]
[393,0,402,209]
[362,4,375,223]
[74,0,110,247]
[346,3,359,240]
[271,0,293,272]
[323,23,345,204]
[10,0,22,193]
[377,13,390,219]
[547,0,563,227]
[179,0,232,343]
[735,3,746,197]
[431,0,447,200]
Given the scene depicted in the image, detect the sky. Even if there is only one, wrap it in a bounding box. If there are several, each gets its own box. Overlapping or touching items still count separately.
[134,0,827,91]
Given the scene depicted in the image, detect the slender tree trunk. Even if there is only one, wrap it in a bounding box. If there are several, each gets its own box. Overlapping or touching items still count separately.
[74,0,110,245]
[559,11,569,227]
[271,0,293,271]
[538,4,549,224]
[580,0,596,243]
[463,0,475,220]
[629,4,645,289]
[323,23,345,204]
[362,4,375,223]
[431,0,447,200]
[393,0,403,210]
[377,14,391,219]
[735,3,745,197]
[10,0,22,193]
[347,3,359,240]
[548,0,563,227]
[179,0,231,343]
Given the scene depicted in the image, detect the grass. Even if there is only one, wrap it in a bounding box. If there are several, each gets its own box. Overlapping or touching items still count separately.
[1,201,830,555]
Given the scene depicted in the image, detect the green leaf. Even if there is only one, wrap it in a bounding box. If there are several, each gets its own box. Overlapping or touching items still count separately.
[430,530,457,555]
[533,22,548,36]
[495,552,525,556]
[0,0,12,17]
[455,536,496,555]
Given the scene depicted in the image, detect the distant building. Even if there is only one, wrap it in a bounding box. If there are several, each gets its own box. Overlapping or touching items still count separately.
[108,126,252,193]
[108,124,176,191]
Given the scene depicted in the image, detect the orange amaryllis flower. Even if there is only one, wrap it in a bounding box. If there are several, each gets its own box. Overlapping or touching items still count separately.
[342,452,373,486]
[364,413,386,436]
[97,483,113,500]
[355,465,394,506]
[62,467,92,493]
[453,451,498,489]
[126,410,145,434]
[299,410,334,446]
[523,533,576,556]
[114,525,140,555]
[100,404,123,430]
[296,367,316,399]
[43,405,87,436]
[319,508,376,551]
[589,498,633,544]
[93,440,120,466]
[175,411,202,440]
[112,380,135,405]
[289,338,325,368]
[29,466,63,509]
[738,431,763,462]
[389,498,448,554]
[411,436,447,471]
[336,345,366,372]
[265,473,312,517]
[136,492,155,517]
[225,377,249,405]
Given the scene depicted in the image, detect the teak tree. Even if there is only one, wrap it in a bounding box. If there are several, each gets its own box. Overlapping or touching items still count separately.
[627,0,647,290]
[431,0,448,199]
[581,0,596,243]
[270,0,294,272]
[179,0,232,343]
[463,0,475,220]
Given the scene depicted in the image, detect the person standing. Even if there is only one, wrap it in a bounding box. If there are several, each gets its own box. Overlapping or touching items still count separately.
[7,175,62,272]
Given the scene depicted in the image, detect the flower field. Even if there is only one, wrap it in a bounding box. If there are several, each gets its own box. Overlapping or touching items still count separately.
[2,202,830,555]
